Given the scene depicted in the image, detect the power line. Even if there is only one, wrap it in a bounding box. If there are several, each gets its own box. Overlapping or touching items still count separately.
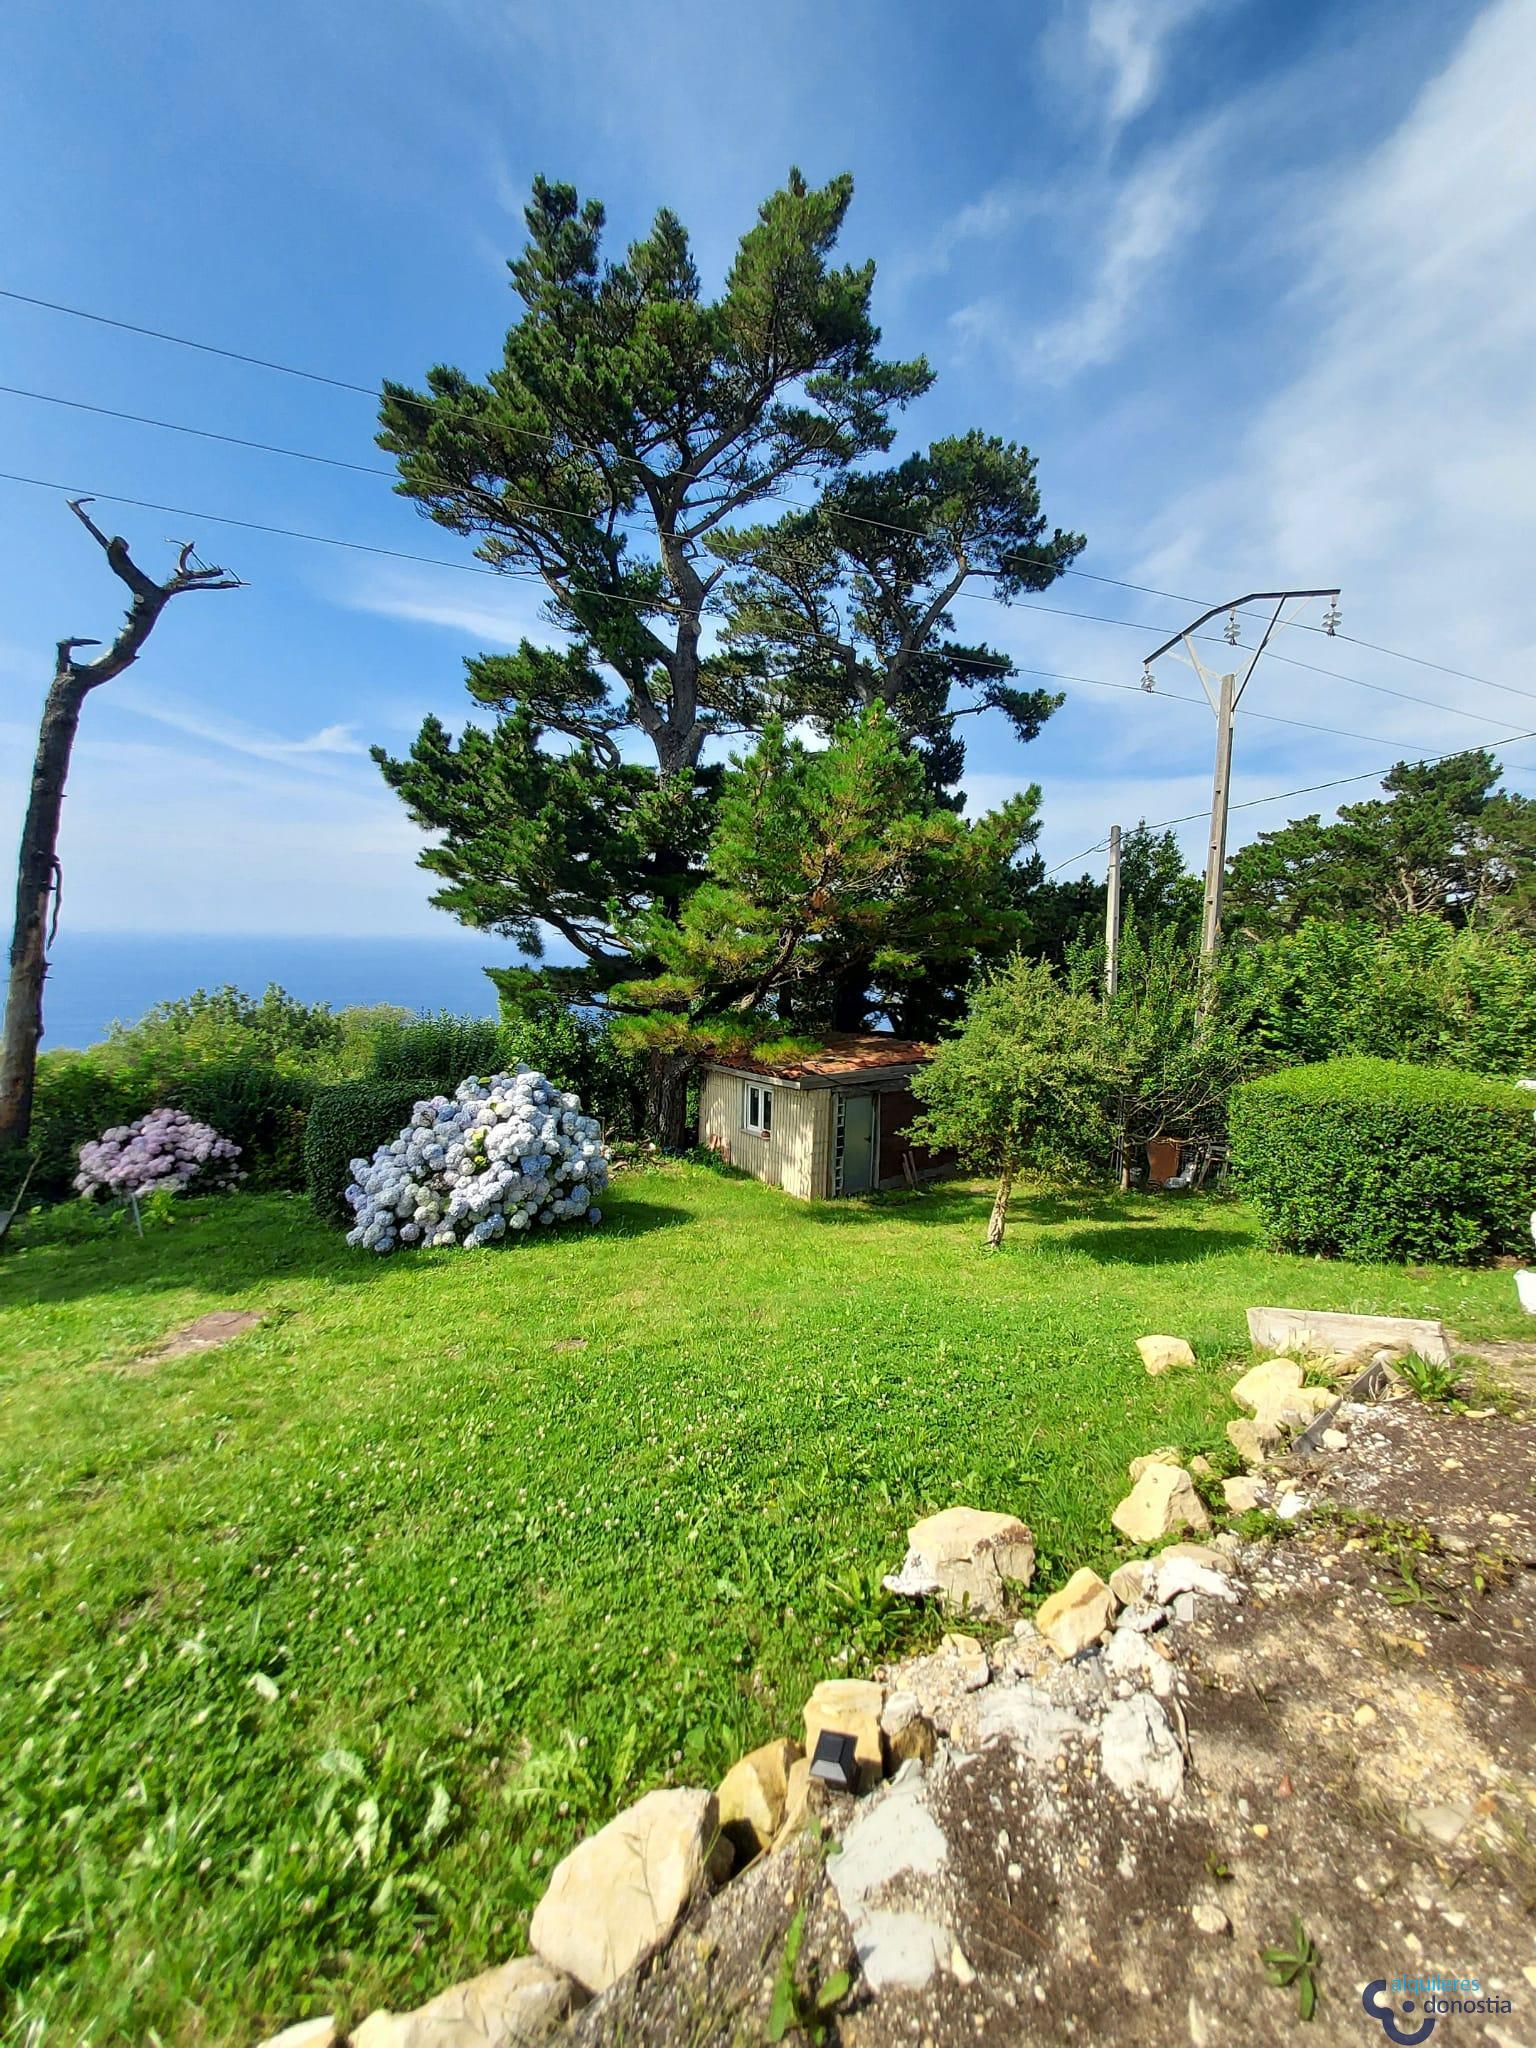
[2,377,1523,742]
[3,284,1520,701]
[1043,727,1536,877]
[0,467,1453,763]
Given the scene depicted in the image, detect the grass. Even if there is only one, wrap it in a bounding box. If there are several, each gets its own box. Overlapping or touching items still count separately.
[0,1165,1527,2044]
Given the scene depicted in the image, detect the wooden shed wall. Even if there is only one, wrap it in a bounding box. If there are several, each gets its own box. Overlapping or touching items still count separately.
[697,1069,834,1199]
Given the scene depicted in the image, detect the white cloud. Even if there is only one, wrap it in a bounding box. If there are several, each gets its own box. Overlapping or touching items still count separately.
[1079,0,1228,130]
[1135,0,1536,770]
[338,565,560,649]
[953,126,1219,382]
[108,692,365,770]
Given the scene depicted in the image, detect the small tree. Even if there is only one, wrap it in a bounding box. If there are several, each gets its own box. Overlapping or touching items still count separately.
[909,957,1118,1246]
[1,503,239,1157]
[611,706,1041,1050]
[1065,919,1251,1184]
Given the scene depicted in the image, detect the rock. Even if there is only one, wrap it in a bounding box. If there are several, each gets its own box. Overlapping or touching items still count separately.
[1231,1358,1303,1415]
[1407,1803,1475,1846]
[1137,1335,1195,1375]
[884,1507,1036,1618]
[772,1757,815,1850]
[829,1765,949,1920]
[1109,1559,1151,1605]
[1222,1475,1265,1513]
[1128,1446,1184,1481]
[1114,1599,1170,1633]
[1262,1384,1337,1431]
[803,1678,885,1789]
[1099,1694,1184,1802]
[1103,1627,1175,1698]
[529,1787,716,1994]
[1226,1417,1278,1469]
[881,1691,937,1768]
[1321,1427,1348,1451]
[350,1958,578,2046]
[257,2025,337,2048]
[1151,1551,1236,1606]
[939,1632,991,1691]
[1191,1898,1231,1936]
[1188,1455,1214,1478]
[952,1682,1086,1761]
[717,1739,800,1861]
[853,1911,951,1991]
[1275,1491,1309,1522]
[1035,1567,1117,1658]
[1111,1464,1210,1544]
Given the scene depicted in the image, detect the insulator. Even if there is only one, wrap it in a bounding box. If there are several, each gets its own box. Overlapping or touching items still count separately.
[1140,665,1157,693]
[1223,609,1240,645]
[1323,597,1342,637]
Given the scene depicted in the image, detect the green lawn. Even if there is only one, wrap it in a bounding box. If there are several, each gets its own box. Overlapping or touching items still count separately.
[0,1165,1525,2043]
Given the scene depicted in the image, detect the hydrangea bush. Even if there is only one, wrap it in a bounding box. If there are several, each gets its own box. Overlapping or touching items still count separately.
[343,1069,609,1253]
[75,1106,243,1200]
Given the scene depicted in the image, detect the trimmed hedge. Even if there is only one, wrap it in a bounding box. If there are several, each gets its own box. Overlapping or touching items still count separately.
[1229,1056,1536,1265]
[303,1079,440,1225]
[164,1062,315,1192]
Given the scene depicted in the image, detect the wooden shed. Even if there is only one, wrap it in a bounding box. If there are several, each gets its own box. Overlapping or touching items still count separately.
[697,1034,954,1199]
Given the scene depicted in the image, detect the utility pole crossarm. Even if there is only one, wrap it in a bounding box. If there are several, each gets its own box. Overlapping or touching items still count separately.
[1141,584,1341,966]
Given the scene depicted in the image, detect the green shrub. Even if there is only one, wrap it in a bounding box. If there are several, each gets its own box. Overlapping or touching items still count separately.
[164,1063,316,1192]
[1229,1057,1536,1264]
[365,1011,505,1091]
[498,997,647,1141]
[304,1079,441,1224]
[26,1052,159,1201]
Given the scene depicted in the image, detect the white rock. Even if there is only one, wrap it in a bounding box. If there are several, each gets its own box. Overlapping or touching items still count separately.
[1276,1491,1310,1521]
[350,1957,577,2047]
[1222,1475,1265,1513]
[853,1910,952,1991]
[1321,1427,1348,1451]
[529,1788,716,1993]
[256,2025,337,2048]
[884,1507,1036,1618]
[1151,1553,1236,1607]
[829,1766,949,1920]
[1103,1628,1176,1698]
[1108,1559,1151,1605]
[1191,1898,1231,1936]
[952,1683,1087,1761]
[1099,1694,1184,1801]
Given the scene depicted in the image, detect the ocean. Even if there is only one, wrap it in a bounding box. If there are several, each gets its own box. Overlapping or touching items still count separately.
[37,930,520,1051]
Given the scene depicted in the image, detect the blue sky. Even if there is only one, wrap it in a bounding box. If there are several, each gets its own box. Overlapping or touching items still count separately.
[3,0,1534,949]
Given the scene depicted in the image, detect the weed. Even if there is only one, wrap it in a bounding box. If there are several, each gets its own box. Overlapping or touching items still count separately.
[1394,1354,1463,1405]
[764,1904,850,2044]
[1261,1914,1322,2021]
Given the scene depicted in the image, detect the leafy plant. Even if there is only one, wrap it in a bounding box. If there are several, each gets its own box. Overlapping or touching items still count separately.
[765,1904,851,2044]
[1261,1914,1321,2020]
[1394,1354,1463,1405]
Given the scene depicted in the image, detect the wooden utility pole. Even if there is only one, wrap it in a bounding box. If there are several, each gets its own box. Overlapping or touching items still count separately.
[1104,824,1123,998]
[1142,587,1340,964]
[0,502,239,1155]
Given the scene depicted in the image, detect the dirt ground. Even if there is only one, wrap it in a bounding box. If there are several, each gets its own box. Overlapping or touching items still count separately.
[569,1361,1536,2048]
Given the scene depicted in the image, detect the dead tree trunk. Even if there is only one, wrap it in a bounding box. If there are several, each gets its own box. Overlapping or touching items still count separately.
[0,502,239,1155]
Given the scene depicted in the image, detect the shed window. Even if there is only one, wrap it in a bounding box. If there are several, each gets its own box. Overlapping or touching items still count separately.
[744,1081,773,1135]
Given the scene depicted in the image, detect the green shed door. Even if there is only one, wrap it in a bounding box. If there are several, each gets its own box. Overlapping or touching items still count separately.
[839,1091,877,1194]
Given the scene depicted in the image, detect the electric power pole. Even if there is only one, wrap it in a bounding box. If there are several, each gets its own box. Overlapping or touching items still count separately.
[1142,587,1341,963]
[1104,823,1122,999]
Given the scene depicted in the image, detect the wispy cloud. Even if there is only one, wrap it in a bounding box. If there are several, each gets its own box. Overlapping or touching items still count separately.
[1076,0,1229,132]
[337,565,559,649]
[952,125,1219,383]
[108,692,367,771]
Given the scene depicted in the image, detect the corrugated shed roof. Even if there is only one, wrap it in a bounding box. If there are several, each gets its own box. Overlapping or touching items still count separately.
[707,1032,934,1082]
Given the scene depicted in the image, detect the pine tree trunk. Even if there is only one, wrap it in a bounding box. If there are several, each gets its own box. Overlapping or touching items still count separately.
[986,1169,1013,1248]
[0,669,86,1156]
[644,1050,691,1150]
